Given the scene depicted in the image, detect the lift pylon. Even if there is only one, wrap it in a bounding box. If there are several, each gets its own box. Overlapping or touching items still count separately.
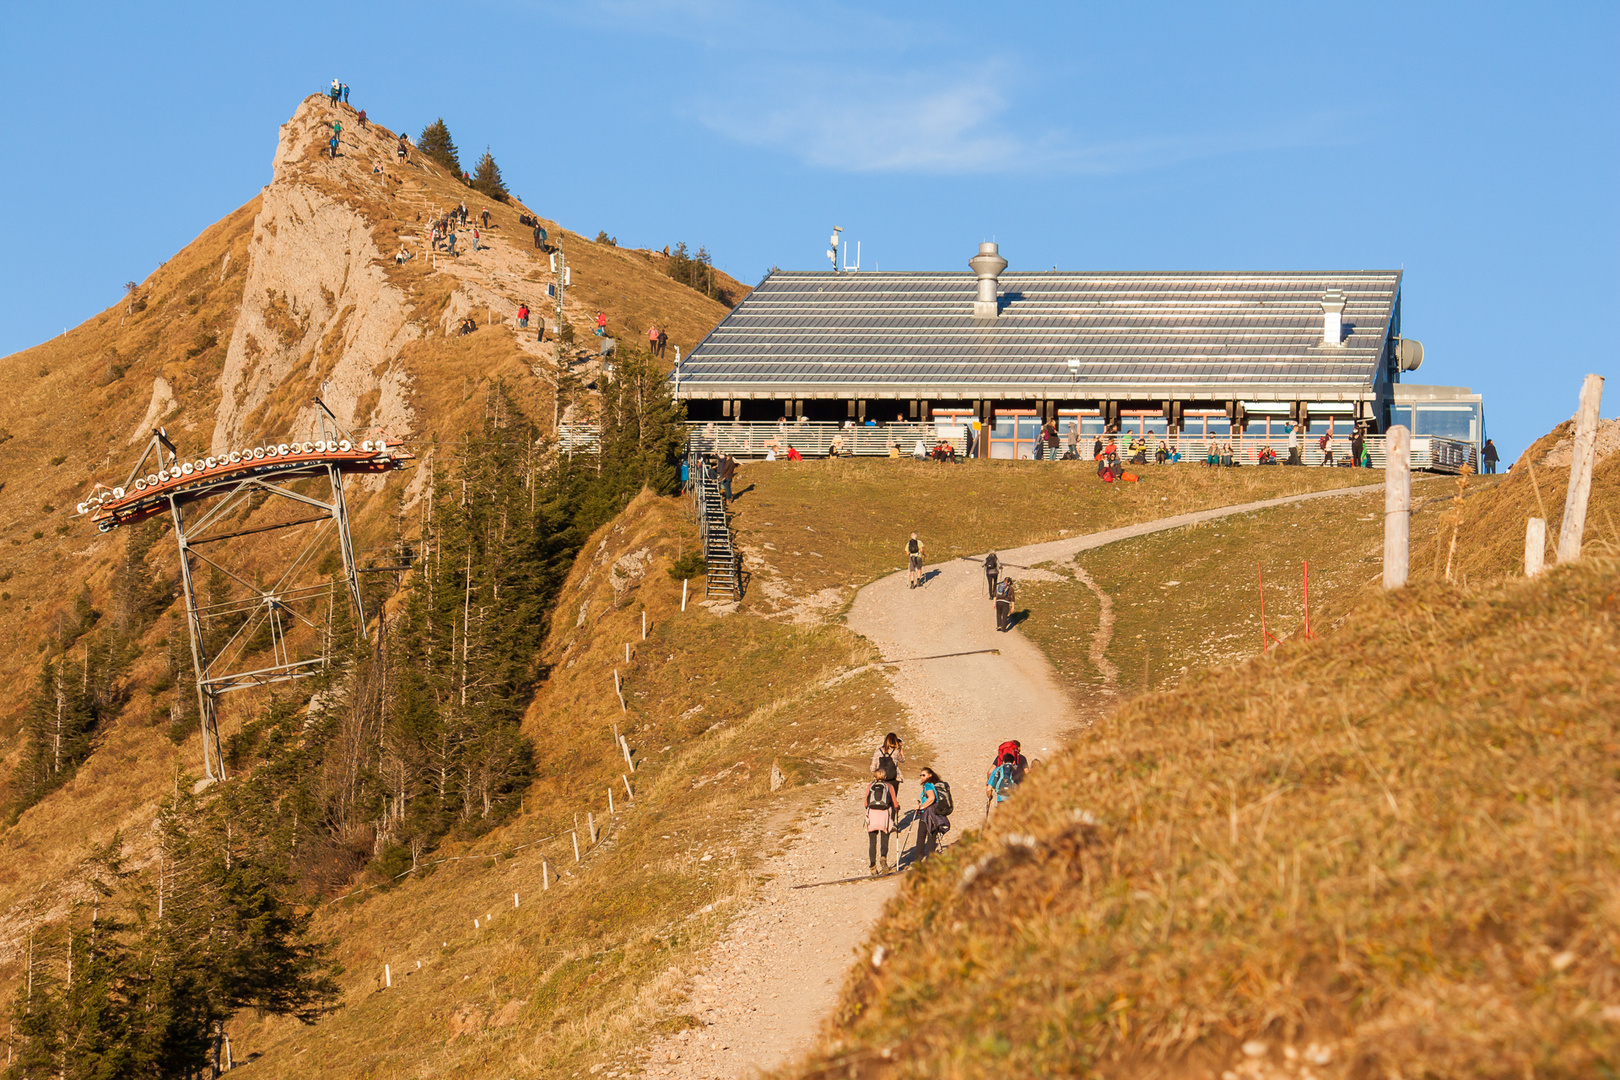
[83,400,412,782]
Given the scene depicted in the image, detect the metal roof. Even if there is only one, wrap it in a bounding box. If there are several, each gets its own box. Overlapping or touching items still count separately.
[677,269,1402,400]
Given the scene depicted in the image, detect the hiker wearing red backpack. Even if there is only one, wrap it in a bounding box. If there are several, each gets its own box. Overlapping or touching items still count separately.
[865,767,900,874]
[985,740,1028,820]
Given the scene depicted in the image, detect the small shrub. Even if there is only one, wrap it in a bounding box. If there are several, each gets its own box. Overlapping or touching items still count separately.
[41,503,55,514]
[49,455,65,466]
[54,523,70,536]
[32,530,43,540]
[667,551,707,581]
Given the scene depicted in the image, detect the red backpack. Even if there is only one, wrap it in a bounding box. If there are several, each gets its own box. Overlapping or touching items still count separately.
[996,741,1021,768]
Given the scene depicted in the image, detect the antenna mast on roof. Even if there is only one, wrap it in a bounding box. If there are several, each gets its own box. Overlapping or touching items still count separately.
[842,239,860,272]
[827,226,842,272]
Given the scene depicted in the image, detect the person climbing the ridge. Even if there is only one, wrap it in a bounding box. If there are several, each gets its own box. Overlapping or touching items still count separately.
[864,767,899,875]
[481,207,490,229]
[984,550,1000,599]
[994,575,1015,631]
[906,532,924,589]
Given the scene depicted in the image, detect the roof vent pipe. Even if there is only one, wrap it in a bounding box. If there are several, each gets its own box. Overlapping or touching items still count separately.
[1321,290,1346,346]
[970,242,1007,318]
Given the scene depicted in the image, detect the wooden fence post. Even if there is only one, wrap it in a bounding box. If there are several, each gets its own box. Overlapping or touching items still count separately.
[682,579,688,612]
[384,964,392,988]
[588,812,597,844]
[572,831,580,862]
[1557,374,1605,564]
[622,774,633,800]
[614,670,626,712]
[1525,517,1546,577]
[620,734,635,772]
[608,787,615,814]
[1383,425,1411,589]
[543,860,551,890]
[642,611,647,640]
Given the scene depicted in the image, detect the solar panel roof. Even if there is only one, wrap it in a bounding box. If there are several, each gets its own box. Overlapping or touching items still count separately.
[676,269,1402,399]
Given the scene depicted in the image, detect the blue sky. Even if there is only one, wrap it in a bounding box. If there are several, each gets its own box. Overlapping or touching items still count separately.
[1,0,1613,456]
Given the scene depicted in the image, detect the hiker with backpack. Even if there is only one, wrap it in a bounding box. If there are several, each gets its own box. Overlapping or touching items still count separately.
[983,551,1000,599]
[985,740,1028,820]
[906,533,924,589]
[865,767,899,875]
[994,576,1015,632]
[914,767,952,860]
[870,733,905,785]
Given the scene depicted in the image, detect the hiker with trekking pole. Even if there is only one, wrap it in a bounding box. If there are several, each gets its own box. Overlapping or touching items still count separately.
[984,740,1028,823]
[984,551,1000,599]
[912,767,953,861]
[864,766,900,875]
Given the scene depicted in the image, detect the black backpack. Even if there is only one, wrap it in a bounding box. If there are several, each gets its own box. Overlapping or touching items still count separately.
[875,753,898,782]
[866,781,894,811]
[932,781,954,817]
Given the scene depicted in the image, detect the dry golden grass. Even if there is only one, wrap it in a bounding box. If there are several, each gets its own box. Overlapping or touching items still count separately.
[777,462,1620,1080]
[732,458,1378,613]
[233,492,917,1078]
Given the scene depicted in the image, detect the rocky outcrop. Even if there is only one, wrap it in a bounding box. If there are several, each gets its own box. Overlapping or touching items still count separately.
[213,99,417,456]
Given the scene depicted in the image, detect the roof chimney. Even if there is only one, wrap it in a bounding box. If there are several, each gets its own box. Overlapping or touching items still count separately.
[1321,290,1346,346]
[969,242,1007,318]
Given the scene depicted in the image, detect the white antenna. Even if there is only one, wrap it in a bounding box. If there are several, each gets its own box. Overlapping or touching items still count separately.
[841,240,860,272]
[828,226,843,271]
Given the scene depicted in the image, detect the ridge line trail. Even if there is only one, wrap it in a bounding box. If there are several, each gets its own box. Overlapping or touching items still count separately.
[640,483,1373,1078]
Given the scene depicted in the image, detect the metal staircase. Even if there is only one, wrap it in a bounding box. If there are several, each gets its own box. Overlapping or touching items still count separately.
[693,456,742,599]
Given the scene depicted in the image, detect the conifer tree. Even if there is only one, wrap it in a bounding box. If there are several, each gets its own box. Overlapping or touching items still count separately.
[469,148,510,202]
[417,118,462,175]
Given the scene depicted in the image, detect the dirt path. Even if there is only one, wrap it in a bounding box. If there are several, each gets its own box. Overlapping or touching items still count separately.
[639,483,1376,1078]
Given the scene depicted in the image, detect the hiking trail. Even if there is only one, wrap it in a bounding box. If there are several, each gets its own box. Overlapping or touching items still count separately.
[639,484,1376,1078]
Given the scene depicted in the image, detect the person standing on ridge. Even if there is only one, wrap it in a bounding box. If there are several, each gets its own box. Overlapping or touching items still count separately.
[471,227,481,252]
[517,303,529,329]
[1483,438,1499,474]
[596,311,608,335]
[342,83,350,105]
[647,322,660,356]
[328,133,339,159]
[533,222,545,249]
[906,533,924,589]
[657,327,668,359]
[357,108,367,129]
[481,207,490,229]
[984,551,1000,599]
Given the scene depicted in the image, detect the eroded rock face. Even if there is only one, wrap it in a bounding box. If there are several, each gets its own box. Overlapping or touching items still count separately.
[213,100,417,456]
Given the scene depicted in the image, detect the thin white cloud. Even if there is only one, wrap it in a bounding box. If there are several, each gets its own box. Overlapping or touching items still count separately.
[694,69,1343,176]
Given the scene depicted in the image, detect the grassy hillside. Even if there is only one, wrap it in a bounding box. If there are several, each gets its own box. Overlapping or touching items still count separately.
[777,430,1620,1080]
[782,553,1619,1080]
[225,491,917,1078]
[729,459,1379,619]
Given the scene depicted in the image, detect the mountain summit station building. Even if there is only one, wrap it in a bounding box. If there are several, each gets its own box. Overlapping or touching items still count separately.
[674,243,1486,463]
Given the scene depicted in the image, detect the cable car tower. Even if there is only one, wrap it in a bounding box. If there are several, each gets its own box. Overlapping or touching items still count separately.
[80,399,412,782]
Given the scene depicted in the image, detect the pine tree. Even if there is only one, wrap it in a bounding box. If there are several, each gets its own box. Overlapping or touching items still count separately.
[469,148,510,203]
[417,118,462,175]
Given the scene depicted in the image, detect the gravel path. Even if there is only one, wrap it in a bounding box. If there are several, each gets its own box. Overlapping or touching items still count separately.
[639,482,1376,1078]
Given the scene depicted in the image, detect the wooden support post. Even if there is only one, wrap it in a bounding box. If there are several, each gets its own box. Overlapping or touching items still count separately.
[384,964,392,988]
[642,611,647,640]
[514,891,520,909]
[1557,374,1605,564]
[543,860,551,889]
[1526,518,1547,577]
[1383,425,1411,589]
[608,787,615,814]
[623,774,634,800]
[614,670,626,712]
[588,812,597,844]
[572,830,580,862]
[682,578,688,611]
[625,642,631,663]
[620,734,635,772]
